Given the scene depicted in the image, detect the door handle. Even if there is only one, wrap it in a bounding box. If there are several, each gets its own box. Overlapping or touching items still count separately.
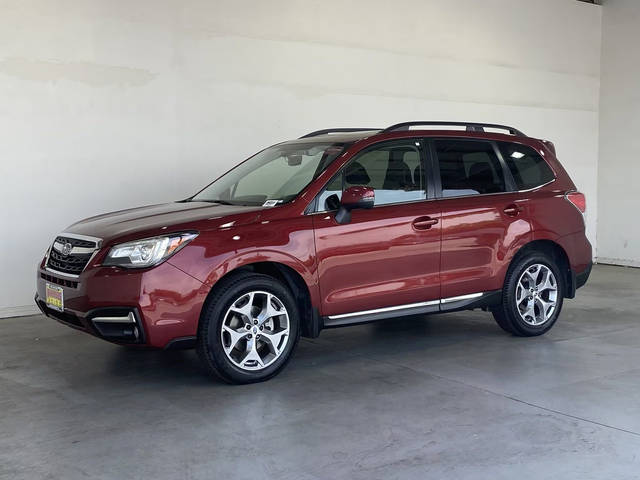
[413,216,439,230]
[503,204,521,217]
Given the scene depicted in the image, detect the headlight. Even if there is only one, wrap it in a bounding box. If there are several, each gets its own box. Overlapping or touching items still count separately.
[103,232,197,268]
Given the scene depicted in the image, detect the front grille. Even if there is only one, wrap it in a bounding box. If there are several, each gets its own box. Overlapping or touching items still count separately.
[46,235,99,275]
[56,236,96,248]
[47,249,93,274]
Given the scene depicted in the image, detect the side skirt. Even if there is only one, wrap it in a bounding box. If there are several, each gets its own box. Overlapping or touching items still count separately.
[322,290,502,328]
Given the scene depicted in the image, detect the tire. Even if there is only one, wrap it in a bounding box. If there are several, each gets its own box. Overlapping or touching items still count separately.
[196,272,300,384]
[492,251,564,337]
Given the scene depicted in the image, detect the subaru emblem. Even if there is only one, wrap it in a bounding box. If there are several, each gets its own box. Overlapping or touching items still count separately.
[61,242,73,256]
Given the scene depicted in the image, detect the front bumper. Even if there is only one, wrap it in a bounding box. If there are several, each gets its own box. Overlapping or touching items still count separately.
[34,298,147,344]
[35,260,208,348]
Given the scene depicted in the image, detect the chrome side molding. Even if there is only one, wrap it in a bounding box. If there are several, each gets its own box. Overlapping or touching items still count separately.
[327,292,487,321]
[327,300,440,321]
[440,292,484,303]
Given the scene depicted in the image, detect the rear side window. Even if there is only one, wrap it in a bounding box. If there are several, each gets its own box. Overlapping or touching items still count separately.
[434,140,506,197]
[498,142,555,190]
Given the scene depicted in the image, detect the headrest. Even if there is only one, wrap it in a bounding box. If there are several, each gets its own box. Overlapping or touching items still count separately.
[345,161,370,185]
[469,162,492,178]
[389,148,414,163]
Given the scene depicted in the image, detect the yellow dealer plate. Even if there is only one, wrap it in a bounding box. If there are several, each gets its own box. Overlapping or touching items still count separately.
[45,283,64,312]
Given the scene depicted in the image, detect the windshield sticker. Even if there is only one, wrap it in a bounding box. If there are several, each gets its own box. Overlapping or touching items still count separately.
[262,200,283,207]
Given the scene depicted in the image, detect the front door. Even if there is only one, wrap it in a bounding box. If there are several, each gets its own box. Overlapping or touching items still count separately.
[312,139,441,319]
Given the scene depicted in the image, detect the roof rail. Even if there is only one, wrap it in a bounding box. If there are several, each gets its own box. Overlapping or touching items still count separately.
[299,128,382,139]
[382,121,526,137]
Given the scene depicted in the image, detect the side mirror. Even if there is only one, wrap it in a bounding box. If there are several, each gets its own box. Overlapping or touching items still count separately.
[335,186,375,224]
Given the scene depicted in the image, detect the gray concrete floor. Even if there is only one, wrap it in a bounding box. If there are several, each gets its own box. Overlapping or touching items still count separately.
[1,265,640,479]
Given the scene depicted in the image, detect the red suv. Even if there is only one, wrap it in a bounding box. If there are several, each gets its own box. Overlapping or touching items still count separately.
[35,121,592,383]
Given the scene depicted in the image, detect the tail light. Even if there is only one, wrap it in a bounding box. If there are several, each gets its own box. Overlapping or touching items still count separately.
[565,191,586,214]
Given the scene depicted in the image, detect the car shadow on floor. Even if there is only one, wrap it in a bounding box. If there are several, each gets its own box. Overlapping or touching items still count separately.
[100,311,508,386]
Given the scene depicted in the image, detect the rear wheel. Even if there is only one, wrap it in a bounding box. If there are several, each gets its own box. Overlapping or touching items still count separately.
[197,273,300,384]
[492,252,564,336]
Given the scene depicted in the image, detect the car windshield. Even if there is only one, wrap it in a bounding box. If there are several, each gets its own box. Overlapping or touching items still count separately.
[191,142,348,206]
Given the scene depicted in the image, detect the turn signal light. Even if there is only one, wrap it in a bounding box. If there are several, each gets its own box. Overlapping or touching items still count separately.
[565,191,586,214]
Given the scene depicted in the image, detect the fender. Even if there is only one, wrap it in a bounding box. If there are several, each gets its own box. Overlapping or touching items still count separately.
[173,248,321,310]
[489,226,533,290]
[167,214,320,305]
[530,229,562,243]
[208,249,315,286]
[485,227,567,293]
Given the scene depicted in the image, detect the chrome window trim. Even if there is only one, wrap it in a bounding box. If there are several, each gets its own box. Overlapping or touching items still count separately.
[327,292,485,320]
[512,178,556,194]
[306,137,557,215]
[306,178,557,215]
[433,178,557,201]
[308,197,434,216]
[312,178,557,210]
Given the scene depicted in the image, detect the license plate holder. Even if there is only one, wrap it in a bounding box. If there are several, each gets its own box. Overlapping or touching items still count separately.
[45,283,64,312]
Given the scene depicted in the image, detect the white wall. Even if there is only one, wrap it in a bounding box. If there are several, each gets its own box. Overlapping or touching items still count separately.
[597,0,640,267]
[0,0,602,316]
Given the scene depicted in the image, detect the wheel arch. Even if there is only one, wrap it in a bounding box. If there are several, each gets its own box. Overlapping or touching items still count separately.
[508,239,574,298]
[200,261,321,339]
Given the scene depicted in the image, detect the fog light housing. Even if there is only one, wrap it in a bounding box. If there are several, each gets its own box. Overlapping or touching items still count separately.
[89,309,144,344]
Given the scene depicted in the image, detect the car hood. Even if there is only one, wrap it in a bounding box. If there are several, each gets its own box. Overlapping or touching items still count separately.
[64,201,264,243]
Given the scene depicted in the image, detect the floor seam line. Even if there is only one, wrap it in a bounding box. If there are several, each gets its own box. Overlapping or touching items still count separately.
[365,355,640,438]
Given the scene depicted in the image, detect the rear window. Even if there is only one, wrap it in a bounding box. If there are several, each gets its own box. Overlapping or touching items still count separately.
[498,142,555,190]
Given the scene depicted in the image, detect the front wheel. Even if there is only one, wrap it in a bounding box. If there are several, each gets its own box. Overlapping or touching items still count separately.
[492,252,564,336]
[197,273,300,384]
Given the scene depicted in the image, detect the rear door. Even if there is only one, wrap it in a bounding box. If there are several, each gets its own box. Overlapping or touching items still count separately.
[312,139,442,319]
[432,138,532,300]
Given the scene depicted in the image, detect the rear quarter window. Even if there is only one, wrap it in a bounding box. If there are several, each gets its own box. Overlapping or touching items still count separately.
[498,142,555,190]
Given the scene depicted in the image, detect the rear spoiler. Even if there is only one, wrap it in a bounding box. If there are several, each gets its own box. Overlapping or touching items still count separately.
[541,139,556,156]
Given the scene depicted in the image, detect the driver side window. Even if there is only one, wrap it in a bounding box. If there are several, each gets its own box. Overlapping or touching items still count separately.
[316,141,426,211]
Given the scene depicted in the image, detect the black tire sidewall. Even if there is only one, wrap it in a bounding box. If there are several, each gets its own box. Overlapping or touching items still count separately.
[198,274,300,384]
[504,253,564,336]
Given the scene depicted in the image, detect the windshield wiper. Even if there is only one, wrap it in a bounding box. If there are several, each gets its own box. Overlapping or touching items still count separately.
[197,199,235,205]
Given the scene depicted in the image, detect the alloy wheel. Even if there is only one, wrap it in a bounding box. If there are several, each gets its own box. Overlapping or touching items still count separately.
[220,291,290,371]
[515,264,558,326]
